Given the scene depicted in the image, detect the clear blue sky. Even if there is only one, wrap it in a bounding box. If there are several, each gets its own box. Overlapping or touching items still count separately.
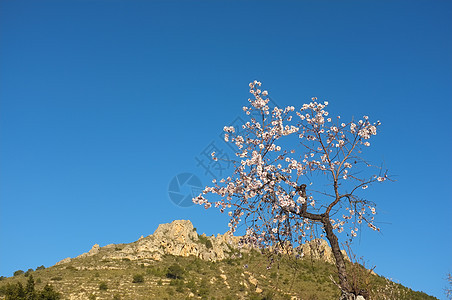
[1,0,451,298]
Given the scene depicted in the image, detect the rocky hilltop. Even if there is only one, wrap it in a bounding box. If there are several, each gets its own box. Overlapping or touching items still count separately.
[55,220,345,267]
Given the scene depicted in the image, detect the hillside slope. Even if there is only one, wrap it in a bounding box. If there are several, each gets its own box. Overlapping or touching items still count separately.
[0,220,438,300]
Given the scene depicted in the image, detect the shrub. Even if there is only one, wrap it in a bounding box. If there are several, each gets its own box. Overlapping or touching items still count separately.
[113,294,121,300]
[198,235,213,249]
[99,282,108,291]
[50,276,63,281]
[132,274,144,283]
[36,265,45,270]
[13,270,24,276]
[198,287,209,297]
[166,264,184,279]
[24,268,34,277]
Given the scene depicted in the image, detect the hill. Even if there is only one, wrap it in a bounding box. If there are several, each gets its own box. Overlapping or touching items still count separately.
[0,220,438,300]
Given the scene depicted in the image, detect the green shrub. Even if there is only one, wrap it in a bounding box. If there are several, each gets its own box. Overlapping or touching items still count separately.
[36,265,45,270]
[51,276,63,281]
[198,235,213,249]
[113,294,121,300]
[13,270,24,276]
[132,274,144,283]
[24,268,34,277]
[198,287,209,297]
[166,264,184,279]
[99,282,108,290]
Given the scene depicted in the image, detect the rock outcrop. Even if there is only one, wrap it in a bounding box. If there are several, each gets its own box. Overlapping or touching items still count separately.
[299,239,349,263]
[101,220,241,262]
[77,244,100,258]
[55,220,348,266]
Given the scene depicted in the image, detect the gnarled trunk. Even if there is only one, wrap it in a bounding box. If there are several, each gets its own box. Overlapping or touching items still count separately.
[322,216,352,296]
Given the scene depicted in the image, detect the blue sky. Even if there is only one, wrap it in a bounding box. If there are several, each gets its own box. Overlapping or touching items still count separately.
[1,0,451,298]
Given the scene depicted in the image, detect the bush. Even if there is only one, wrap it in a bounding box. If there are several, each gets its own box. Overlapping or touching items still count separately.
[166,264,184,279]
[198,287,209,297]
[113,294,121,300]
[36,265,45,270]
[24,268,34,277]
[99,282,108,291]
[13,270,24,276]
[198,235,213,249]
[50,276,63,281]
[132,274,144,283]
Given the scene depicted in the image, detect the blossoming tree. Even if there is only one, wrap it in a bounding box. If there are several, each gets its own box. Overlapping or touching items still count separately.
[193,81,389,299]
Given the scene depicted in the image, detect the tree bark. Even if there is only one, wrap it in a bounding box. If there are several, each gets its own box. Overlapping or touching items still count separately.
[322,215,351,295]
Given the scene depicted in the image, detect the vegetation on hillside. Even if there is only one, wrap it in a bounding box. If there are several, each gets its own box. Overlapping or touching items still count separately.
[0,275,61,300]
[0,249,437,300]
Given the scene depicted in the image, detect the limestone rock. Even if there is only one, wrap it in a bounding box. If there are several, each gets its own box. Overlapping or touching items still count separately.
[248,274,258,286]
[299,239,349,263]
[76,244,100,259]
[55,257,71,266]
[100,220,242,262]
[54,220,353,268]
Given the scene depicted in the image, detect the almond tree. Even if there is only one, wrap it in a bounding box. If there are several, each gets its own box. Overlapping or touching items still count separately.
[193,81,389,299]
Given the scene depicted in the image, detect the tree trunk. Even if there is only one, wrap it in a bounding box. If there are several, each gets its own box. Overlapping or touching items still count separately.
[322,216,352,295]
